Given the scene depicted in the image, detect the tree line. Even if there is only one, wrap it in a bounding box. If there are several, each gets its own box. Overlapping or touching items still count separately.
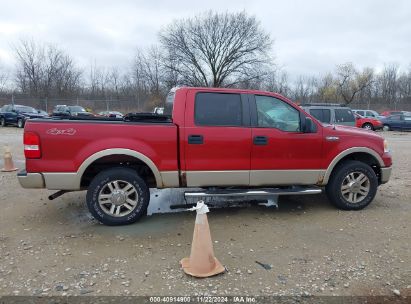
[0,11,410,112]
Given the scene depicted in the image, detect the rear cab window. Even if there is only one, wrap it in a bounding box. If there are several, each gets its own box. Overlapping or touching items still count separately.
[194,92,242,126]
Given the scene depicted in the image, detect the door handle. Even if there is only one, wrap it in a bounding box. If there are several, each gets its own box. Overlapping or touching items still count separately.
[188,135,204,144]
[253,136,268,145]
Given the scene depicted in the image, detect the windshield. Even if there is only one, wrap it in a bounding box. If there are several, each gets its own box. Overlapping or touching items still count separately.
[15,106,37,113]
[68,106,86,112]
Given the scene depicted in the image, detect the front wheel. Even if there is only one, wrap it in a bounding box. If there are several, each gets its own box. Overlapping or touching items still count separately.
[325,160,378,210]
[0,118,5,127]
[383,125,390,131]
[17,118,24,128]
[86,167,150,225]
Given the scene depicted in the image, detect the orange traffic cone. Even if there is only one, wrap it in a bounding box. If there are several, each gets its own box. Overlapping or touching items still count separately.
[180,201,225,278]
[1,146,18,172]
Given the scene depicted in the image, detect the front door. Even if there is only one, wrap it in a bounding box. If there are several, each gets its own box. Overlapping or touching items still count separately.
[250,94,324,186]
[183,90,252,187]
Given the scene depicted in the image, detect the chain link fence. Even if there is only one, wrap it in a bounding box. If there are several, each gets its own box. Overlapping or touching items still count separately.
[0,95,163,114]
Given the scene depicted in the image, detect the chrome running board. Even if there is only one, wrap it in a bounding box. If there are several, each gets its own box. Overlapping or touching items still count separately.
[184,186,322,198]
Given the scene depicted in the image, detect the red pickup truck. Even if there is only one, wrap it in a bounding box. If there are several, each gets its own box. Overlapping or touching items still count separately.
[18,87,392,225]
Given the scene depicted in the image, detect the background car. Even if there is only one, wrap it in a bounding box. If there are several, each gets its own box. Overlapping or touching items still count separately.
[301,103,356,127]
[352,109,385,120]
[381,114,411,131]
[98,111,123,118]
[52,105,94,117]
[380,110,409,117]
[0,104,49,128]
[36,109,49,116]
[354,113,382,131]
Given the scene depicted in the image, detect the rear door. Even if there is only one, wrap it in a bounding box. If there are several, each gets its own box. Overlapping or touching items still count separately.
[183,90,252,187]
[250,94,323,186]
[334,108,356,126]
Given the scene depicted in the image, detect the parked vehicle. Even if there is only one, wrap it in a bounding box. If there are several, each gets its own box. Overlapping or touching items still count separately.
[352,109,384,120]
[381,114,411,131]
[380,110,409,117]
[300,103,356,127]
[354,113,383,131]
[18,87,392,225]
[0,104,49,128]
[52,105,94,117]
[98,111,124,118]
[36,109,49,117]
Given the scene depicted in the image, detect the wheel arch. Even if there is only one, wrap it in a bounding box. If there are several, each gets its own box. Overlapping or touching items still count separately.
[321,147,384,185]
[78,148,162,188]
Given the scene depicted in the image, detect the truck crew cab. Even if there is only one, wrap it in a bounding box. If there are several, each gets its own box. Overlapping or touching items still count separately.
[18,87,392,225]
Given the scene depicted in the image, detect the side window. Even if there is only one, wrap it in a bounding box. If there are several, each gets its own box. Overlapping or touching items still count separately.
[195,92,242,126]
[255,95,301,132]
[309,109,324,122]
[335,109,355,123]
[309,109,331,124]
[366,111,374,117]
[357,111,364,116]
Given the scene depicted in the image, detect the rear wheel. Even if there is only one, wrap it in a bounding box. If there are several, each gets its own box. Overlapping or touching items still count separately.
[362,123,374,131]
[0,118,5,127]
[86,167,150,225]
[325,160,378,210]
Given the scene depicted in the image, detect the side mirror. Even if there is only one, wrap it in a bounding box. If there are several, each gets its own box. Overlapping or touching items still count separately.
[304,117,316,133]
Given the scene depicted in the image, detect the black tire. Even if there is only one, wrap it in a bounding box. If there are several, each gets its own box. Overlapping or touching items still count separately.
[325,160,378,210]
[362,123,374,131]
[17,118,24,128]
[86,167,150,226]
[0,118,5,127]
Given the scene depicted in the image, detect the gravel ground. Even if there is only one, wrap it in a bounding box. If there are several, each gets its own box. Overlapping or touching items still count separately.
[0,127,410,298]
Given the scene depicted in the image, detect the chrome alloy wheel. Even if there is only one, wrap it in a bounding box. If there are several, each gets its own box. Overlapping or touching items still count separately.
[98,180,139,217]
[340,172,370,204]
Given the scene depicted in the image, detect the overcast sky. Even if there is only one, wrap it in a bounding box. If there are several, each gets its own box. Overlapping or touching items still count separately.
[0,0,410,79]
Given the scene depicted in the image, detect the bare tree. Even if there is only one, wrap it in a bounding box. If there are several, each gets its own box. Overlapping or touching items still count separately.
[335,63,374,104]
[263,69,290,96]
[397,66,411,104]
[160,11,272,87]
[14,39,81,98]
[377,64,400,109]
[315,73,338,102]
[292,76,317,103]
[0,61,8,93]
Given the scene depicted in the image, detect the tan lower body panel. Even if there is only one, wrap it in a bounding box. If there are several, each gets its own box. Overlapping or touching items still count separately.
[160,171,180,187]
[250,170,325,186]
[184,170,325,187]
[185,170,249,187]
[43,173,80,190]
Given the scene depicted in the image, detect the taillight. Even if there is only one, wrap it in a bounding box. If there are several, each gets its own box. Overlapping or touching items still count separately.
[24,132,41,158]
